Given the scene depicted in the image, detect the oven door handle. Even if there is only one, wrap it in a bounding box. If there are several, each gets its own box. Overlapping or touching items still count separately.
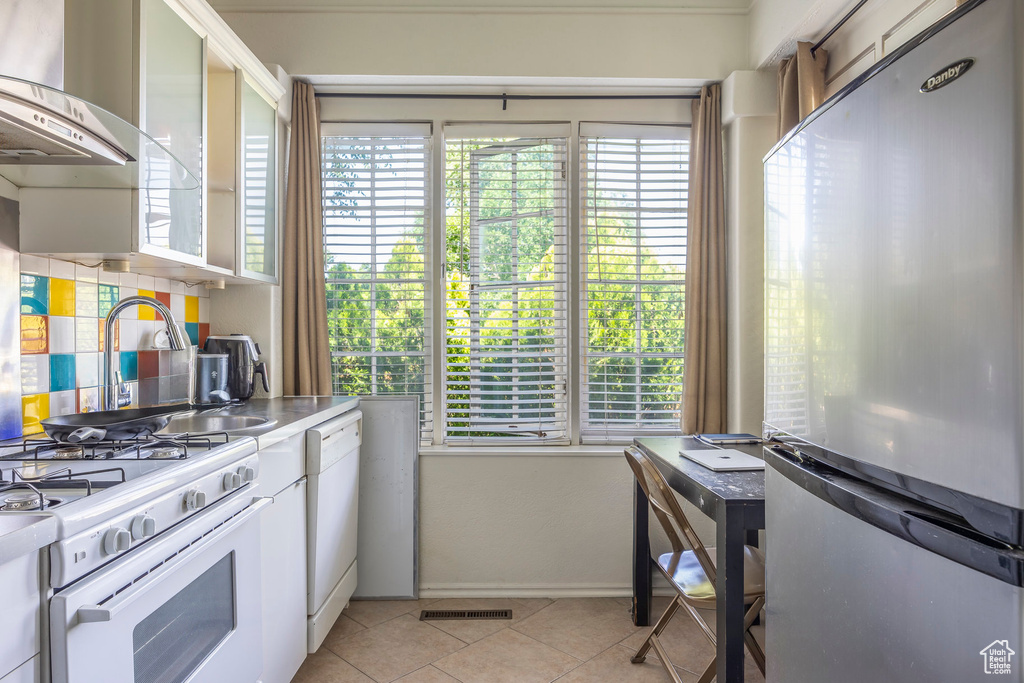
[76,496,272,624]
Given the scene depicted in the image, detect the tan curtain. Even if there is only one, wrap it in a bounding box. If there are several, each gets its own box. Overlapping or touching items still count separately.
[282,80,332,396]
[777,41,828,139]
[681,84,727,434]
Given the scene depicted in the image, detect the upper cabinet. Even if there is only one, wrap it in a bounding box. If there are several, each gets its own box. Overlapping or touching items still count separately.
[205,49,281,283]
[240,79,278,281]
[139,0,206,265]
[18,0,286,285]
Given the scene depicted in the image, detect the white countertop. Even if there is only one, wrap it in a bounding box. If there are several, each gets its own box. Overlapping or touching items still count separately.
[0,513,57,565]
[211,396,361,449]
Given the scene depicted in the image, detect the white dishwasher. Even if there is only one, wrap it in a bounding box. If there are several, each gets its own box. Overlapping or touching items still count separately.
[305,410,362,653]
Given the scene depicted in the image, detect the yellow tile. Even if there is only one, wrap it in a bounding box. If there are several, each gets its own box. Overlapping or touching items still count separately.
[185,295,199,323]
[22,394,49,435]
[20,315,48,354]
[138,290,156,320]
[50,278,76,317]
[99,320,119,352]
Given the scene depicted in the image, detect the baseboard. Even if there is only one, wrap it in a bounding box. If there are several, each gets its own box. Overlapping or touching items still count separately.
[418,582,676,599]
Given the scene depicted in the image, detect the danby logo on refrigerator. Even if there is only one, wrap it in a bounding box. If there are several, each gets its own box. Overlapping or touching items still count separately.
[920,58,974,92]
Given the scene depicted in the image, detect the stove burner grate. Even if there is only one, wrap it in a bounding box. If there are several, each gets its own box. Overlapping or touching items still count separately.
[146,445,185,459]
[54,446,84,460]
[0,466,128,505]
[1,491,61,511]
[10,432,230,461]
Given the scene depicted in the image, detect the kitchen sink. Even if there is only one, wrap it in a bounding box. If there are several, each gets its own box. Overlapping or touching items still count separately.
[157,414,275,434]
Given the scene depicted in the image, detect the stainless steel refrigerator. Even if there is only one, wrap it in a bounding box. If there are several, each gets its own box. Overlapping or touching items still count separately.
[763,0,1024,680]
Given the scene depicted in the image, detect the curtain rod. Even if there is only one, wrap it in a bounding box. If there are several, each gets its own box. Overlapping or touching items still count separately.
[811,0,870,55]
[315,91,700,110]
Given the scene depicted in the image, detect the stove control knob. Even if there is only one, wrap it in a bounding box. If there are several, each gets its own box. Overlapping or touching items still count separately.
[103,527,131,555]
[223,472,242,491]
[185,489,207,511]
[237,465,256,483]
[130,514,156,540]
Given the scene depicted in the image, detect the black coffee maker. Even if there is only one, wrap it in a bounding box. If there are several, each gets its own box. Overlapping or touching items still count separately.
[202,334,269,401]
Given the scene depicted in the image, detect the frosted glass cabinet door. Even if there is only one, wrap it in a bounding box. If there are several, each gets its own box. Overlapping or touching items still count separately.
[139,0,204,262]
[240,80,277,280]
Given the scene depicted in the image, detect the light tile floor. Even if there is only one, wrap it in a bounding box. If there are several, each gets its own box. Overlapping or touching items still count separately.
[293,597,766,683]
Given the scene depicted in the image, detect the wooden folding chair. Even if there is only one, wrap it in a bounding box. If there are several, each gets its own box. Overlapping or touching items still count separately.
[624,446,767,682]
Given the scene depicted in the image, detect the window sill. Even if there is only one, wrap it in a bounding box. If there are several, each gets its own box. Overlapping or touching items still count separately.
[419,444,628,458]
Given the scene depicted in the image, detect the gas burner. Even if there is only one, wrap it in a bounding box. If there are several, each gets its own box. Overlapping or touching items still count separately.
[2,491,60,511]
[146,445,185,460]
[54,446,85,460]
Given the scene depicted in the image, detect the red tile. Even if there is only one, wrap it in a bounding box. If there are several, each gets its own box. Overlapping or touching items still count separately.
[198,323,210,350]
[155,291,171,322]
[138,350,159,380]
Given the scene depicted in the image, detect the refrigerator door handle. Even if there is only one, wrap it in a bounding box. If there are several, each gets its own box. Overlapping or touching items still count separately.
[764,445,1024,587]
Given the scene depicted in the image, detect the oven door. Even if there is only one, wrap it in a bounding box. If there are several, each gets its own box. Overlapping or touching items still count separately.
[49,490,271,683]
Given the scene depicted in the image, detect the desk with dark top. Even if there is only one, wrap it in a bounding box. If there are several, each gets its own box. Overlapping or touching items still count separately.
[630,437,766,683]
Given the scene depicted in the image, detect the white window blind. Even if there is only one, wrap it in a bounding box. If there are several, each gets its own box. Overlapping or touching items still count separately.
[321,128,432,441]
[580,128,689,441]
[444,133,569,442]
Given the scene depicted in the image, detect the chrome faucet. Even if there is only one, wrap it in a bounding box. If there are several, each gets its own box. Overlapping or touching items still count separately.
[103,295,190,410]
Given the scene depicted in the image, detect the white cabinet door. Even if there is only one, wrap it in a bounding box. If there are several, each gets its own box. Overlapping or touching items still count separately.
[138,0,206,265]
[261,478,307,683]
[0,655,39,683]
[239,78,278,282]
[0,552,39,679]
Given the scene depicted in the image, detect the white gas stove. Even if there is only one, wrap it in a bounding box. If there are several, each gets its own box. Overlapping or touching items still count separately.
[0,433,260,586]
[0,432,267,683]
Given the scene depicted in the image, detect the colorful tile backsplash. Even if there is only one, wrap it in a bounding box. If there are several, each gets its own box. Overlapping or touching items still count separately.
[18,256,211,435]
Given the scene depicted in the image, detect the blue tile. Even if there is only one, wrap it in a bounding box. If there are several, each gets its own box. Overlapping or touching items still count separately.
[98,284,119,318]
[185,322,199,346]
[20,274,48,314]
[120,351,138,382]
[49,354,76,392]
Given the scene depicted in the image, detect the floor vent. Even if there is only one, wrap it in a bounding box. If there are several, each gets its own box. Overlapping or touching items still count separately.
[420,609,513,621]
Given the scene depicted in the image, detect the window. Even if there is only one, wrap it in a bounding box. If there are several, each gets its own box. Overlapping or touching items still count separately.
[580,125,689,440]
[321,119,688,446]
[444,128,569,442]
[321,126,432,439]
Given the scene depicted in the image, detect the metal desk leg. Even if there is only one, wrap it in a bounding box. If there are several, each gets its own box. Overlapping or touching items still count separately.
[632,478,652,627]
[716,506,746,682]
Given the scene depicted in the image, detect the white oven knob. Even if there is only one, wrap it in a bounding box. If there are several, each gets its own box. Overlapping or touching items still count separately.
[103,528,131,555]
[130,514,156,540]
[185,489,207,511]
[237,465,256,483]
[223,472,242,491]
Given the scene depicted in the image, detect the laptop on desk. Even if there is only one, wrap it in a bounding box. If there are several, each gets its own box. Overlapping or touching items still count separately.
[679,448,766,472]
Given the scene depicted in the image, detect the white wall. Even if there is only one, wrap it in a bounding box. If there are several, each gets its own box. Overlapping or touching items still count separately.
[749,0,958,80]
[419,450,717,597]
[211,2,749,81]
[722,70,776,435]
[209,284,283,398]
[748,0,850,68]
[0,177,18,203]
[419,454,634,595]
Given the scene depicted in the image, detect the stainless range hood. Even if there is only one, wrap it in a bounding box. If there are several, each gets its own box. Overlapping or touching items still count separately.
[0,77,132,166]
[0,76,199,190]
[0,0,198,190]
